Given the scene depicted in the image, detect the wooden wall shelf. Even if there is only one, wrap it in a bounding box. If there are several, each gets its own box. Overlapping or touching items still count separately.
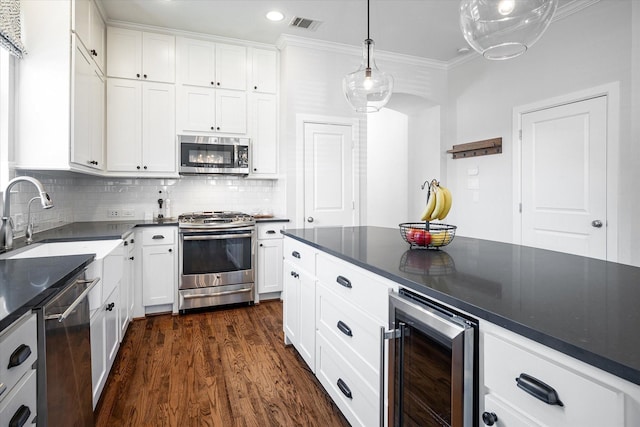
[447,137,502,159]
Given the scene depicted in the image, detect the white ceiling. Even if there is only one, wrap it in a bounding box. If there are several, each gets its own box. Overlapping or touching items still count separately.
[98,0,579,63]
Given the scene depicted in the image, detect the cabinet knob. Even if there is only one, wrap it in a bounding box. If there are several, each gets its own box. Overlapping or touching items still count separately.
[90,49,97,56]
[253,168,257,172]
[254,85,258,90]
[259,243,263,247]
[143,74,148,79]
[216,82,220,86]
[106,302,115,311]
[216,127,220,131]
[168,248,173,253]
[143,166,148,170]
[482,412,498,426]
[136,166,141,170]
[136,73,140,78]
[211,81,215,86]
[211,126,214,130]
[129,256,134,260]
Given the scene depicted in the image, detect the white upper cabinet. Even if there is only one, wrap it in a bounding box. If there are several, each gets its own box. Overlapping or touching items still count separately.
[107,27,175,83]
[249,93,278,177]
[73,0,105,72]
[177,86,247,135]
[176,37,247,90]
[250,48,277,94]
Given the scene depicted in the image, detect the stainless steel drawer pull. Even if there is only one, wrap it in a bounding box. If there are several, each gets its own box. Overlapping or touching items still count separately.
[266,230,276,234]
[337,320,353,337]
[292,250,301,259]
[336,275,352,288]
[8,344,31,369]
[9,404,31,427]
[152,235,165,239]
[515,373,564,406]
[337,378,352,399]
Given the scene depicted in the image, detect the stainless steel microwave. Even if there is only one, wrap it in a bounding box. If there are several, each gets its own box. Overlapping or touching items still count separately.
[179,135,250,175]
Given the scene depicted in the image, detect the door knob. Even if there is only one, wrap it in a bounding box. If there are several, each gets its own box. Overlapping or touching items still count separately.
[591,220,603,228]
[307,217,314,223]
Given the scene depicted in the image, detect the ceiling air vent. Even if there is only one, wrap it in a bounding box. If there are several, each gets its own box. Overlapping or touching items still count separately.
[289,16,322,31]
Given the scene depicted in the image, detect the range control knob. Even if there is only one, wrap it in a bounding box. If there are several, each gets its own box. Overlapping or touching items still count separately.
[482,412,498,426]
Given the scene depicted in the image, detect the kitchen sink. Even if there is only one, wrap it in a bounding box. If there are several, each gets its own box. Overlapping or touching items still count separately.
[2,240,122,261]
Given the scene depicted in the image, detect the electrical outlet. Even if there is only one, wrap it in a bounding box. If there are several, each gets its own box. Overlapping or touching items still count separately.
[122,209,135,217]
[107,209,120,218]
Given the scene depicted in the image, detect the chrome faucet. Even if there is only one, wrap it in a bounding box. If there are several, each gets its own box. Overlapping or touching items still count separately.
[1,176,54,250]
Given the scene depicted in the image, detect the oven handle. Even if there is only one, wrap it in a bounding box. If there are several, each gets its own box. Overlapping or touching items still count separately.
[183,233,253,241]
[182,287,253,299]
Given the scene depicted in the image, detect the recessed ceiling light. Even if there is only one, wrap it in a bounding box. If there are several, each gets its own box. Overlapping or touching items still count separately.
[266,11,285,22]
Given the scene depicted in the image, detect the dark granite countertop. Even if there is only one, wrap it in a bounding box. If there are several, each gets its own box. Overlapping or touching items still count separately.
[282,226,640,386]
[0,254,94,332]
[31,220,177,244]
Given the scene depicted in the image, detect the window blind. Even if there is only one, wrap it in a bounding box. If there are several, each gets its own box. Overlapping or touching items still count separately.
[0,0,25,58]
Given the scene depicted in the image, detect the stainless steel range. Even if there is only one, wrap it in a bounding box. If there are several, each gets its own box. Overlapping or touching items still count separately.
[178,211,255,311]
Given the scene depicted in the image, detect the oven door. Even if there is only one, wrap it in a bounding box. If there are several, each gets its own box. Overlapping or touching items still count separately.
[388,289,477,427]
[179,228,254,290]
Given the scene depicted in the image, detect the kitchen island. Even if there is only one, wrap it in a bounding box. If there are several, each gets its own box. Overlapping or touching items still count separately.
[283,226,640,385]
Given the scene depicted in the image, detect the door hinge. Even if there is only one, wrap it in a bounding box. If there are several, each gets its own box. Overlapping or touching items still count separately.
[519,129,522,141]
[352,200,355,210]
[519,202,522,213]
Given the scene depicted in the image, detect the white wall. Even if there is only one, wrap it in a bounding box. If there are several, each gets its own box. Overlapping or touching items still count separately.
[367,108,407,228]
[445,0,638,265]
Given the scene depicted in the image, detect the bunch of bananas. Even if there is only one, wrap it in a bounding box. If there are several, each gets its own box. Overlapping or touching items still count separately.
[420,180,453,222]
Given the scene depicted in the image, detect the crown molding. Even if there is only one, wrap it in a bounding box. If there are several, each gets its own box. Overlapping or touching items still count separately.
[105,19,277,50]
[276,34,448,71]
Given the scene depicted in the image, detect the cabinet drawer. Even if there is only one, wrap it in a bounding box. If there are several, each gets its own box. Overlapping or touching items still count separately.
[316,282,382,389]
[316,332,379,427]
[0,314,37,401]
[142,227,175,245]
[0,369,36,425]
[483,394,538,427]
[316,253,392,321]
[283,237,315,274]
[257,222,285,240]
[484,332,624,426]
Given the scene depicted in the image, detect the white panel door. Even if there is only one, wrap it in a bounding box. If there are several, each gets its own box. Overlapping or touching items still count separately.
[215,89,247,134]
[176,37,215,87]
[142,32,175,83]
[177,85,215,133]
[215,43,247,90]
[106,79,142,172]
[521,96,607,259]
[142,82,176,172]
[304,123,354,228]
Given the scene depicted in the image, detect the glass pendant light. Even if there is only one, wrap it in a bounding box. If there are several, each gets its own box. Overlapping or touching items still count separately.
[459,0,558,60]
[342,0,393,113]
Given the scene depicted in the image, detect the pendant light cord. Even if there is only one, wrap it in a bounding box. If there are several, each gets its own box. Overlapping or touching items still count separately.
[366,0,371,69]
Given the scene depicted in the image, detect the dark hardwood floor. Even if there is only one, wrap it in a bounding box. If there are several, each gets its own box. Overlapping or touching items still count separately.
[94,300,351,427]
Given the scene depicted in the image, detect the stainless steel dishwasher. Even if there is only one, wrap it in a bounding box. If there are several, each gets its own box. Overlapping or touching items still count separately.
[34,269,100,427]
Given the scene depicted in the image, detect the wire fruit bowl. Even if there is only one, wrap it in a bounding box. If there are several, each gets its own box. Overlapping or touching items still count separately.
[399,222,457,249]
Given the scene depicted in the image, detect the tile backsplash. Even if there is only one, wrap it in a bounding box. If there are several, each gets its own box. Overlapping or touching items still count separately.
[6,171,285,235]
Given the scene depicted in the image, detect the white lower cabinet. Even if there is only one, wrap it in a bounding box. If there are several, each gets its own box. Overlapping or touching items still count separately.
[0,313,38,426]
[256,222,286,299]
[140,227,177,313]
[481,322,639,427]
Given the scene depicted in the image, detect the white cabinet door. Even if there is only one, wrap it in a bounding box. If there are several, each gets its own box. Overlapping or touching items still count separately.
[90,308,106,408]
[250,93,278,176]
[118,271,130,342]
[107,27,142,80]
[73,0,91,50]
[90,66,105,169]
[283,259,299,346]
[216,89,246,134]
[142,245,176,306]
[106,79,143,171]
[176,36,215,87]
[298,268,316,371]
[257,238,283,294]
[250,48,277,94]
[176,85,216,133]
[72,43,92,169]
[215,43,247,90]
[89,1,105,72]
[142,82,176,173]
[142,32,175,83]
[104,287,120,373]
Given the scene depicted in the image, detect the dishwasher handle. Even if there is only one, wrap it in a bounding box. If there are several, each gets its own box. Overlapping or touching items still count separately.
[45,278,100,322]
